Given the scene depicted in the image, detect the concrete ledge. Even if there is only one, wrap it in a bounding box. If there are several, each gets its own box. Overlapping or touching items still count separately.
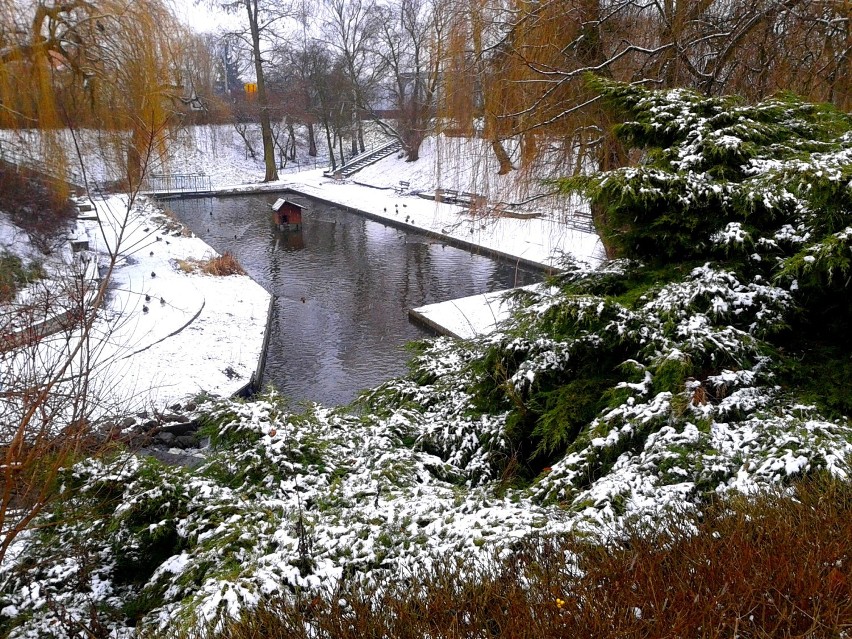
[408,308,462,339]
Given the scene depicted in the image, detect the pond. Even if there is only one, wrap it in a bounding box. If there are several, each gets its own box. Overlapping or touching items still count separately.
[167,194,543,407]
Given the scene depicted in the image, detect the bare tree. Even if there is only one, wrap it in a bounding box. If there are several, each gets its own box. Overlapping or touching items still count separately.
[322,0,385,155]
[218,0,296,182]
[372,0,447,162]
[274,39,346,170]
[0,0,188,565]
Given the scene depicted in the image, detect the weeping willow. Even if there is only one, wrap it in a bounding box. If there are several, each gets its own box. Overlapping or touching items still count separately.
[436,0,852,226]
[0,0,190,193]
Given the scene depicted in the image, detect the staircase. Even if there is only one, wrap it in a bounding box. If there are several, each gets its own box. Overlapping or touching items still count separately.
[324,140,402,178]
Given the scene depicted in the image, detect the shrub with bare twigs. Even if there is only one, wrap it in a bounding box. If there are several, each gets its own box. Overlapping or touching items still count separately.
[183,477,852,639]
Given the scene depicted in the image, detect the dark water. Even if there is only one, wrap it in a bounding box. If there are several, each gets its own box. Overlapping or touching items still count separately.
[167,194,542,406]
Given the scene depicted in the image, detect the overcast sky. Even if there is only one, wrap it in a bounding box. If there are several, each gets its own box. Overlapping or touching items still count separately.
[171,0,236,34]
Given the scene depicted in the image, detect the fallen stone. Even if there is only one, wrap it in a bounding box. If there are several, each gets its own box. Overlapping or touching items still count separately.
[174,434,198,448]
[160,421,198,436]
[139,448,206,469]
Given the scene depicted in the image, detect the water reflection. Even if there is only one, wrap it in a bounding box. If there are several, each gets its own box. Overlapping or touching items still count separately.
[167,194,542,406]
[274,227,305,251]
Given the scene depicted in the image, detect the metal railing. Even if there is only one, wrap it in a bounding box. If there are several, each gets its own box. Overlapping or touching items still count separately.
[146,173,212,194]
[323,139,402,177]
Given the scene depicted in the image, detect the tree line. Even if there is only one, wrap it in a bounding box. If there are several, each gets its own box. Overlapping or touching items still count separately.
[197,0,851,183]
[2,1,847,185]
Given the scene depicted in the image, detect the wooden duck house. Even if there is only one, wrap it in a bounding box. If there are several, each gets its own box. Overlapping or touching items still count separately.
[272,198,303,230]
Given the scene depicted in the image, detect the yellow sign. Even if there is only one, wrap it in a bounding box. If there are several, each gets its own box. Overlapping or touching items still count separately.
[244,82,257,97]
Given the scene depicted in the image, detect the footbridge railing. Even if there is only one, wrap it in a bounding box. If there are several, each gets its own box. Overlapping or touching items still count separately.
[146,173,212,195]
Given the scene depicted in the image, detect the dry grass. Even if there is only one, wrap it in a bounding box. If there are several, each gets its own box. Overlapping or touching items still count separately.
[176,476,852,639]
[201,252,245,276]
[175,259,196,274]
[174,253,245,277]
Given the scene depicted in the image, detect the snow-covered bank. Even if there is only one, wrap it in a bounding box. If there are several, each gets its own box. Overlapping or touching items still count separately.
[410,284,548,339]
[279,171,603,268]
[81,195,271,410]
[1,195,271,420]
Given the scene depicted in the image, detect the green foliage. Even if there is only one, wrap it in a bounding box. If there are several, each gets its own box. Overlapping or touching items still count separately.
[651,356,692,396]
[196,407,253,449]
[529,377,611,460]
[778,334,852,419]
[109,460,190,586]
[0,251,43,301]
[563,78,852,263]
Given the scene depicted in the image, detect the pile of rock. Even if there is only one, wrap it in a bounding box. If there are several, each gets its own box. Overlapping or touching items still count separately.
[95,400,211,466]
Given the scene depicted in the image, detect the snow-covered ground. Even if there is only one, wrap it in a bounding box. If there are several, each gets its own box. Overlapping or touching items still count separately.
[411,284,549,339]
[80,195,270,409]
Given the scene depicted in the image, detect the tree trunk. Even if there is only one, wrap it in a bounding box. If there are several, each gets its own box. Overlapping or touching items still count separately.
[323,119,336,170]
[471,3,514,177]
[308,123,317,157]
[126,121,151,190]
[337,129,345,167]
[490,138,513,175]
[406,133,421,162]
[245,0,278,182]
[234,123,257,160]
[287,122,297,161]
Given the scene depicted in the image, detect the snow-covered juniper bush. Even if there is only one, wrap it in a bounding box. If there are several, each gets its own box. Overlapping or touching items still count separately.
[2,80,852,637]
